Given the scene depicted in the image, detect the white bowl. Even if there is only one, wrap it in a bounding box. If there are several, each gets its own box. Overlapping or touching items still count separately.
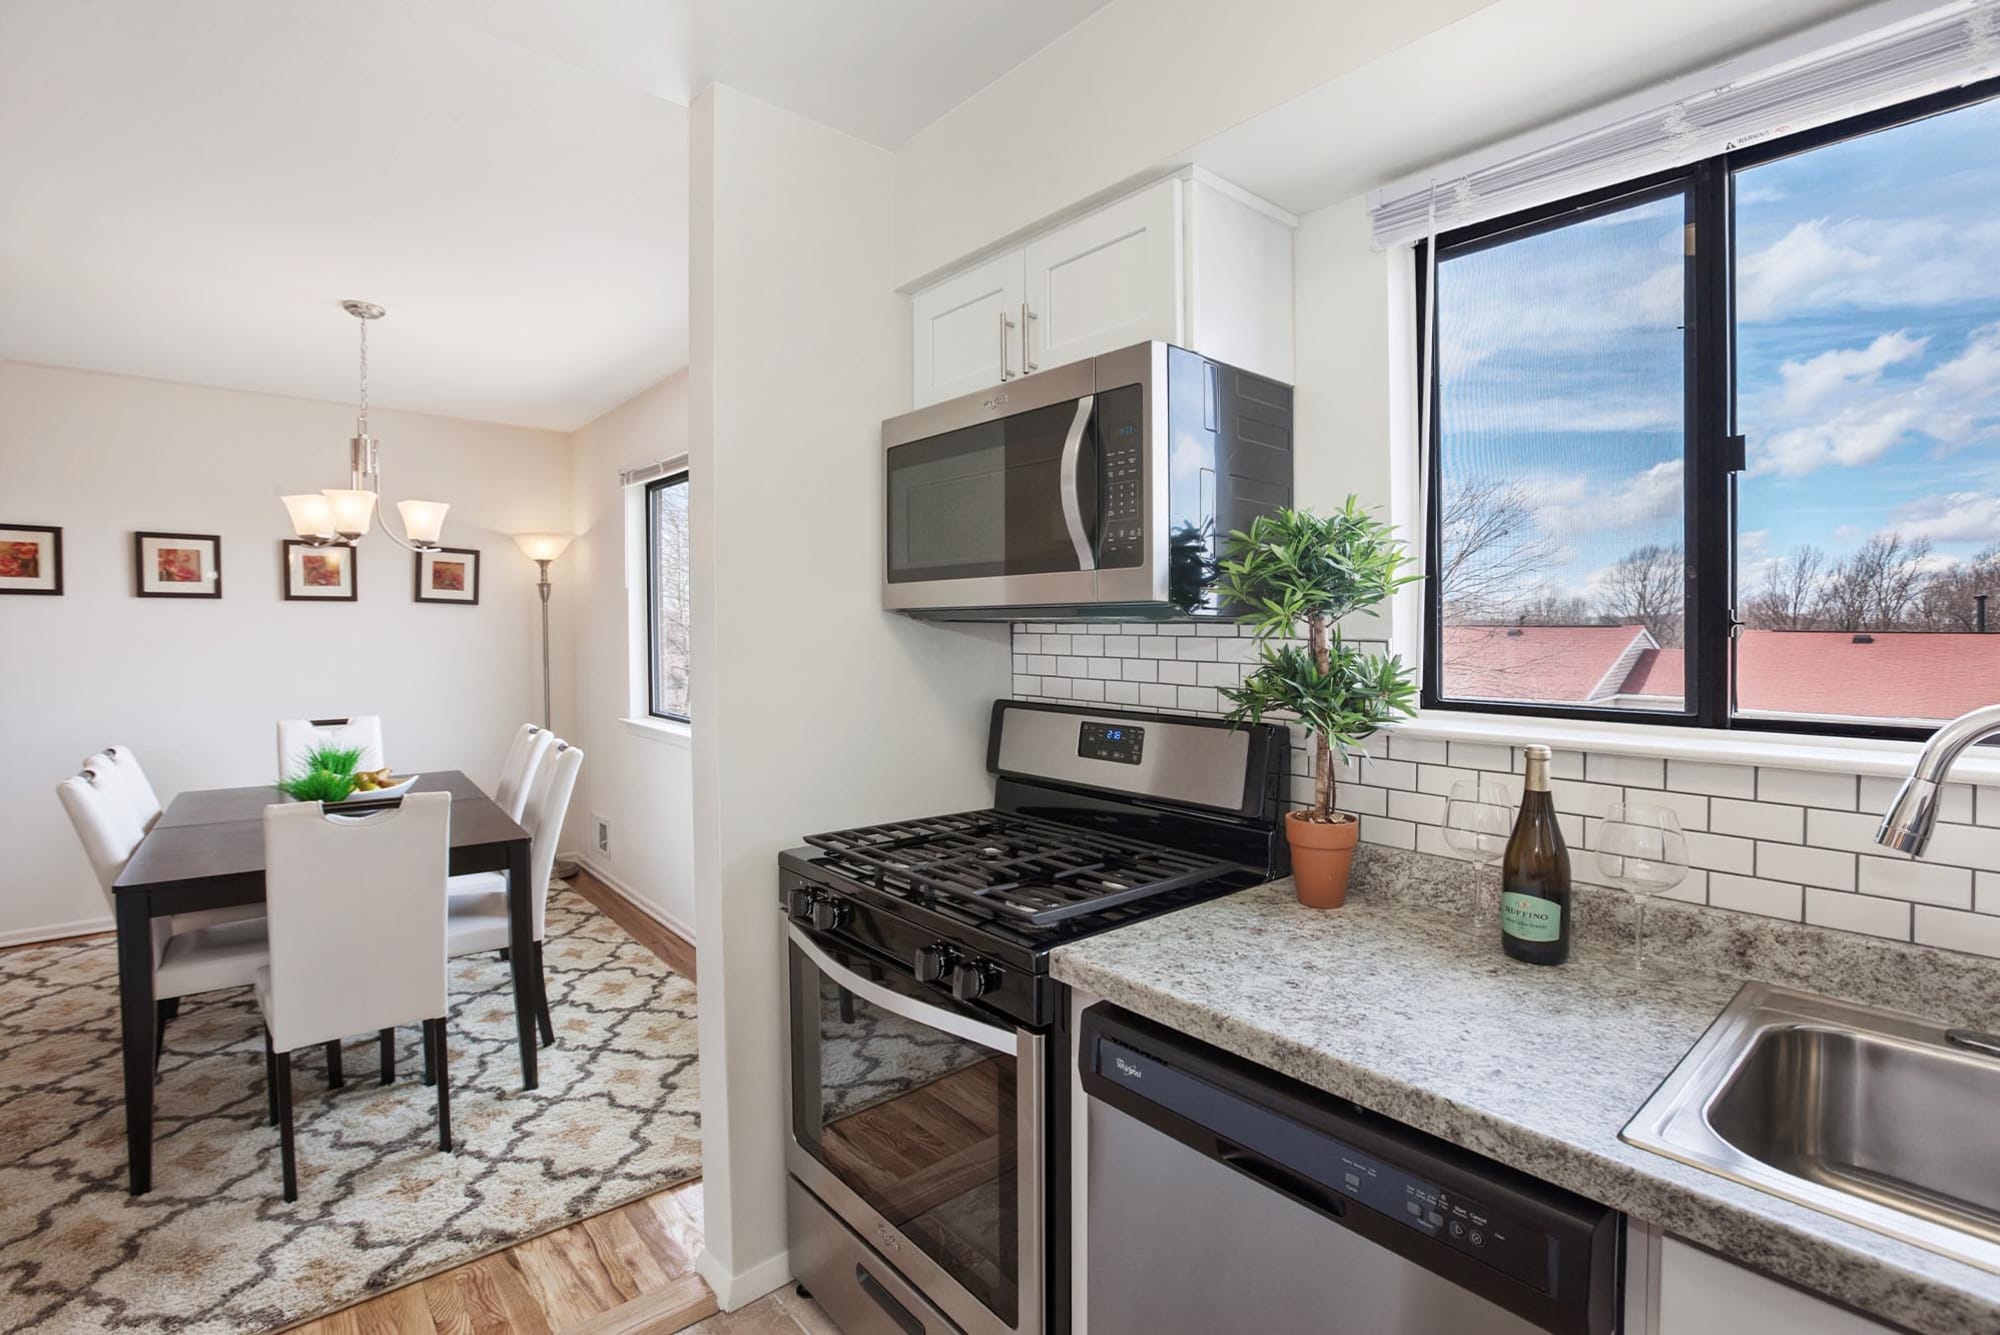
[339,773,420,802]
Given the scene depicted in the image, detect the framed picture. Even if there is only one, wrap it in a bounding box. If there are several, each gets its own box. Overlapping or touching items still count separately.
[134,531,221,598]
[282,540,358,601]
[0,523,63,595]
[415,546,480,605]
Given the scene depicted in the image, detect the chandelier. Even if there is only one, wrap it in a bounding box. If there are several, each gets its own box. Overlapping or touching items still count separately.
[281,300,448,550]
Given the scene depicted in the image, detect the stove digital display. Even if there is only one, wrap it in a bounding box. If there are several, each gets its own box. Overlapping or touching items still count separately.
[1079,721,1144,765]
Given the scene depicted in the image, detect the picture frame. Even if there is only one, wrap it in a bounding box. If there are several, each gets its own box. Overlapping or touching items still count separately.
[282,539,358,601]
[0,523,63,595]
[134,531,222,598]
[414,546,480,605]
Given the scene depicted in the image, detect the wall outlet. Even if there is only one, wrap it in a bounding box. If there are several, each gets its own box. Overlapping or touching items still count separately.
[593,816,610,855]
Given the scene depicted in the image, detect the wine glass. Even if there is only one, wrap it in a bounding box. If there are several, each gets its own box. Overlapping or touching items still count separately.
[1444,780,1513,922]
[1595,803,1690,975]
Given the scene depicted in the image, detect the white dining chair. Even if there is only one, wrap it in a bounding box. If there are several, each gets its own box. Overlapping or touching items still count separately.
[56,767,269,1065]
[493,723,553,823]
[79,745,162,831]
[259,792,452,1202]
[447,741,582,1048]
[276,715,386,780]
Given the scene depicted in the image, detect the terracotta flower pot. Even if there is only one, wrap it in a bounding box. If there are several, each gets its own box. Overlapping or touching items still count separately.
[1286,811,1359,909]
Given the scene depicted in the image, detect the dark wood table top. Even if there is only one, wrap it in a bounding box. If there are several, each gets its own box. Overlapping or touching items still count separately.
[117,770,526,892]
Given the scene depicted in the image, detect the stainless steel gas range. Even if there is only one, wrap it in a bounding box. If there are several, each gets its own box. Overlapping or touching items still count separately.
[778,700,1290,1335]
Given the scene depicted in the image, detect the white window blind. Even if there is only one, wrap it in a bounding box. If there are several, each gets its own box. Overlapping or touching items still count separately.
[620,459,683,487]
[1367,0,2000,250]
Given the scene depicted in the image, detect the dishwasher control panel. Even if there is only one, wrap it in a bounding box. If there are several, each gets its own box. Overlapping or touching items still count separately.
[1323,1136,1549,1293]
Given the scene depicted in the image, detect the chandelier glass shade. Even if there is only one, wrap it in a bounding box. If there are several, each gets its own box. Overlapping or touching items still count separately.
[283,301,449,550]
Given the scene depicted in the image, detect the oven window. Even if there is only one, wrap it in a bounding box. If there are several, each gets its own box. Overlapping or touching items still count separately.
[887,399,1093,584]
[790,946,1020,1325]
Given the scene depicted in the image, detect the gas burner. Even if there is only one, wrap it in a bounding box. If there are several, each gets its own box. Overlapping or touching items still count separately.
[804,808,1236,927]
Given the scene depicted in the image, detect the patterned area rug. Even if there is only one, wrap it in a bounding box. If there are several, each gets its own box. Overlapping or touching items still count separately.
[0,883,701,1334]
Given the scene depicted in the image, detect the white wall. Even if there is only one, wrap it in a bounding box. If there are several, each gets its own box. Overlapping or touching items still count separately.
[0,361,572,944]
[688,84,1011,1307]
[562,372,697,937]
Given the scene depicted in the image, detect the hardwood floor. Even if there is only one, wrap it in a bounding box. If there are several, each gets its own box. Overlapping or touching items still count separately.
[289,869,732,1335]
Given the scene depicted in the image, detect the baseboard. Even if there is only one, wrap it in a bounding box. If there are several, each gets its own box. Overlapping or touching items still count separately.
[568,852,698,945]
[695,1244,791,1312]
[0,914,114,948]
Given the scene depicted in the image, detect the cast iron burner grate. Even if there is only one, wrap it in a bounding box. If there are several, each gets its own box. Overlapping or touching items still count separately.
[803,809,1235,926]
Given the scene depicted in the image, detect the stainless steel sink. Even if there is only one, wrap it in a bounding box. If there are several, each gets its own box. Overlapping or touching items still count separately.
[1623,982,2000,1274]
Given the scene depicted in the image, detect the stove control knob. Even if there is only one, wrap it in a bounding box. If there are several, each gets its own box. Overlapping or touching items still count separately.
[951,960,995,1002]
[914,944,955,983]
[809,896,849,932]
[783,887,814,922]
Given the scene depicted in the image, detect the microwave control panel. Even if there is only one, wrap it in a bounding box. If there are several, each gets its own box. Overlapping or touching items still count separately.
[1096,384,1145,569]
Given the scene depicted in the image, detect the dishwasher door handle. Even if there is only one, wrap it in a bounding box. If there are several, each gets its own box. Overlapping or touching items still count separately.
[1218,1143,1348,1220]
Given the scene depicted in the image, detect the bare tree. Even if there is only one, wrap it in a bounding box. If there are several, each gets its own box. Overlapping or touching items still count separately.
[1513,591,1596,625]
[1913,543,2000,631]
[1817,534,1933,631]
[1438,478,1561,624]
[1597,543,1684,646]
[1742,545,1826,631]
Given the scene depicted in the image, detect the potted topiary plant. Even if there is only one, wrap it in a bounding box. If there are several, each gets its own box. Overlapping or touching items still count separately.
[1217,498,1419,908]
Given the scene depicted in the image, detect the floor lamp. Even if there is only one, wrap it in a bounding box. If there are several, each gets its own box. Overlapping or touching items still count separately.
[512,532,573,731]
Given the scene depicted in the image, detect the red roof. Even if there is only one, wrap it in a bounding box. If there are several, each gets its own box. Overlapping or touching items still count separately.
[1442,625,1652,703]
[1621,647,1683,697]
[1730,631,2000,722]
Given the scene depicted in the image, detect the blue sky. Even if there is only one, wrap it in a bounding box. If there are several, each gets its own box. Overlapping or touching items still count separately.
[1437,92,2000,604]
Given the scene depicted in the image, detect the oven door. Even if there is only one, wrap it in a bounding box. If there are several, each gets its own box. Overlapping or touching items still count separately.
[786,923,1045,1335]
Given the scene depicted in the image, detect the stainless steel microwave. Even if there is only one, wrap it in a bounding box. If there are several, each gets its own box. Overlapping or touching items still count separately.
[883,341,1293,620]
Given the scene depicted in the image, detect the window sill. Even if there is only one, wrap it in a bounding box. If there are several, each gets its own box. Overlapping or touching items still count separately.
[1389,709,2000,786]
[621,716,691,749]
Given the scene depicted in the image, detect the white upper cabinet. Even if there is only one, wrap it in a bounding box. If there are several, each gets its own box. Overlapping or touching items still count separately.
[907,169,1294,408]
[1023,178,1182,376]
[910,249,1027,408]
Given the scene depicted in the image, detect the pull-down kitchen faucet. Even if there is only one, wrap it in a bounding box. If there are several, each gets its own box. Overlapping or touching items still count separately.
[1875,701,2000,856]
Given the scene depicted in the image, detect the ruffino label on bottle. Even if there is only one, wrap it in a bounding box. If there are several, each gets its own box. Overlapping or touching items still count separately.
[1501,891,1561,943]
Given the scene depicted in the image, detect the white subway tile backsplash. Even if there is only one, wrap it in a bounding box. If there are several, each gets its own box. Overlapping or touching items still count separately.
[1757,767,1857,810]
[1708,873,1804,921]
[1805,888,1910,940]
[1710,797,1802,843]
[1587,753,1664,788]
[1857,856,1973,909]
[1755,841,1855,891]
[1914,905,2000,958]
[1666,760,1756,799]
[1008,623,2000,959]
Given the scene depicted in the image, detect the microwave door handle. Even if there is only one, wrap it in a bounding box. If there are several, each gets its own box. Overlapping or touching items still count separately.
[787,923,1015,1055]
[1059,393,1097,571]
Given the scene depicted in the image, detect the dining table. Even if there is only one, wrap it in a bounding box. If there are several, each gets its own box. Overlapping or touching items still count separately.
[110,769,534,1195]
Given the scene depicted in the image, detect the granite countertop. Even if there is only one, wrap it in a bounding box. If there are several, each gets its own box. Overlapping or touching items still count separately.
[1051,877,2000,1335]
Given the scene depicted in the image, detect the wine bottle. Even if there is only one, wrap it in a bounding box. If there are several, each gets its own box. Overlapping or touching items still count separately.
[1501,744,1571,965]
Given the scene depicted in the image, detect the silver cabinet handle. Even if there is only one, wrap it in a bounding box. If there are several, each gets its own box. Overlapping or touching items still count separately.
[1059,393,1097,571]
[999,309,1017,381]
[1022,301,1038,373]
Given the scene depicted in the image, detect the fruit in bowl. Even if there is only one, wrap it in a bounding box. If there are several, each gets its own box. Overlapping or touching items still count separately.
[351,767,396,792]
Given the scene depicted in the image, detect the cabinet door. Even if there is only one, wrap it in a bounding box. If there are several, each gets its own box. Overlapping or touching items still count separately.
[1655,1237,1892,1335]
[1024,178,1182,375]
[911,249,1026,407]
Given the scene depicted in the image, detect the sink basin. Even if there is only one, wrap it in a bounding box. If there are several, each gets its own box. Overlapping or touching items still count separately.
[1624,982,2000,1275]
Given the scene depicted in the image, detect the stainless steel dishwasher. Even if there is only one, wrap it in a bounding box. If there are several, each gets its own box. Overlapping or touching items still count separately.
[1080,1004,1620,1335]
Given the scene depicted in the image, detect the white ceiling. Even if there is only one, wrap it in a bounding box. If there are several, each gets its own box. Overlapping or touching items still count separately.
[0,0,1113,431]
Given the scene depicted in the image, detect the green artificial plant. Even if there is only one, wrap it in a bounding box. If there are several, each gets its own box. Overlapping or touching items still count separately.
[277,744,364,803]
[1217,498,1420,824]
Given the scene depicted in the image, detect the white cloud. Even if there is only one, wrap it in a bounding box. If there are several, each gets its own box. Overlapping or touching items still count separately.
[1736,220,1878,322]
[1890,491,2000,544]
[1776,331,1926,415]
[1736,215,2000,323]
[1533,459,1684,535]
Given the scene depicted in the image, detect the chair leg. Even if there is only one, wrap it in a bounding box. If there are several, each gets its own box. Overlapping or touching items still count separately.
[533,941,555,1048]
[838,987,856,1025]
[421,1019,436,1087]
[498,947,509,962]
[428,1017,453,1153]
[275,1047,297,1202]
[324,1039,344,1089]
[379,1028,395,1085]
[264,1028,279,1127]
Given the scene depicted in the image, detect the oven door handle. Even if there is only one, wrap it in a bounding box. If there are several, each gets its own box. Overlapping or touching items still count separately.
[788,923,1016,1055]
[1058,393,1097,572]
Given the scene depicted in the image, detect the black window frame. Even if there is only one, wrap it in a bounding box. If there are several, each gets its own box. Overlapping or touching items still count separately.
[1418,76,2000,743]
[644,470,691,723]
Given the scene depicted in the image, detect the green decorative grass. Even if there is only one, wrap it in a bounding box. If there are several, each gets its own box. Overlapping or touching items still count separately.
[277,744,365,802]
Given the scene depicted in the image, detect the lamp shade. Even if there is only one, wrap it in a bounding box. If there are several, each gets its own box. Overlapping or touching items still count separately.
[513,532,574,563]
[323,488,378,538]
[396,499,450,546]
[281,493,336,540]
